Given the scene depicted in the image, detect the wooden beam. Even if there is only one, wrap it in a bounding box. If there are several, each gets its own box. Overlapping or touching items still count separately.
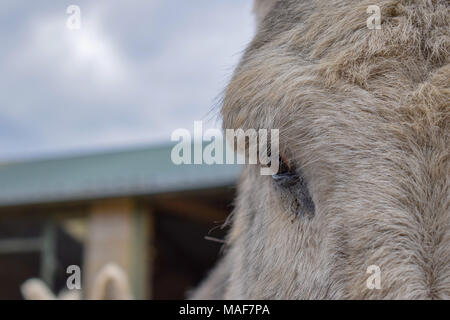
[40,221,57,290]
[0,238,42,254]
[131,205,154,299]
[83,198,152,299]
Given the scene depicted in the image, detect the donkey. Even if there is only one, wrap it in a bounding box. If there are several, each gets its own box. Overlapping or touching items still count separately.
[192,0,449,299]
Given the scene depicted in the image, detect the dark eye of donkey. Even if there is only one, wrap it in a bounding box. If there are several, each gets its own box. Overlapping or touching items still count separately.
[272,155,316,217]
[272,155,297,186]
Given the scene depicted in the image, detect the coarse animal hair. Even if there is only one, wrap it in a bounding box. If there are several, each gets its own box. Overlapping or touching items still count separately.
[191,0,449,299]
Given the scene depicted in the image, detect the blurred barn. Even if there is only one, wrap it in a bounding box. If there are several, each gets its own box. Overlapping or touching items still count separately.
[0,143,240,299]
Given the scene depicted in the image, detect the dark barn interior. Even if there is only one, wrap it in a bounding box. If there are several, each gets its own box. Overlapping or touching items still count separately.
[0,144,239,299]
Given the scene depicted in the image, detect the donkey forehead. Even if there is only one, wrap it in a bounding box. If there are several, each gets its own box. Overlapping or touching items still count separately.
[222,43,400,163]
[222,1,375,130]
[222,0,448,160]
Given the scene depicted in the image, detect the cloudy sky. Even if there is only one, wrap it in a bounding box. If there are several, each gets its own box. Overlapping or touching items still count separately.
[0,0,254,161]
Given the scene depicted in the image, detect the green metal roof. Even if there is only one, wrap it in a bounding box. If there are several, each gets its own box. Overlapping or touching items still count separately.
[0,143,242,207]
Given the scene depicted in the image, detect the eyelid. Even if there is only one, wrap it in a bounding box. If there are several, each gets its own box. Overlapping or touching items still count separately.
[272,170,299,187]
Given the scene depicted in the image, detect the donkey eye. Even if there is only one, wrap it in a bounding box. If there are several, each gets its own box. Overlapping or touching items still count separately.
[277,154,291,174]
[272,155,315,217]
[272,155,298,186]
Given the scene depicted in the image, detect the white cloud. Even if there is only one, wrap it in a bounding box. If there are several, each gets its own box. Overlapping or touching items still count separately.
[15,9,130,90]
[0,0,255,160]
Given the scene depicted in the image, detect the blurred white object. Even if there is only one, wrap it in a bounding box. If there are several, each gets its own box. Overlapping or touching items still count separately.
[21,263,132,300]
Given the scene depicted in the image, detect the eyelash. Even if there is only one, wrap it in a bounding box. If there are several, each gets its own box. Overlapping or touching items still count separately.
[272,155,315,218]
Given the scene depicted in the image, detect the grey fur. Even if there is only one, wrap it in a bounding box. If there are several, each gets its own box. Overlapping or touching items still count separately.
[192,0,449,299]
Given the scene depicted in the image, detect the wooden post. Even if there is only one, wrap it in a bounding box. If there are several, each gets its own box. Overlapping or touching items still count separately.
[133,204,154,299]
[40,221,57,290]
[83,198,153,299]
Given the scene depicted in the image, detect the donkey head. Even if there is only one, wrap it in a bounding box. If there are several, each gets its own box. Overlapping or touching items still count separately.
[193,0,449,299]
